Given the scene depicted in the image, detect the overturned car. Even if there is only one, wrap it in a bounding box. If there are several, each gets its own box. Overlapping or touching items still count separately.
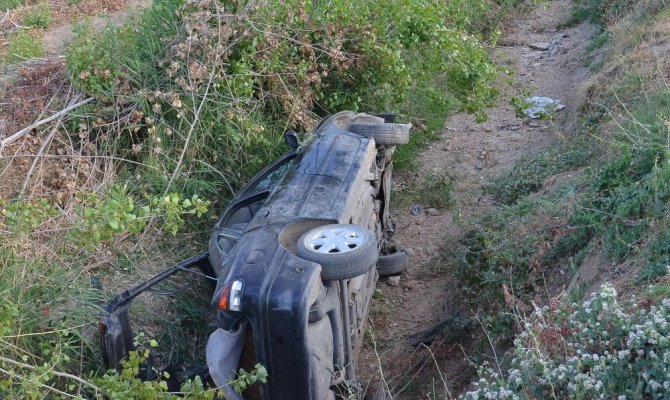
[99,111,411,399]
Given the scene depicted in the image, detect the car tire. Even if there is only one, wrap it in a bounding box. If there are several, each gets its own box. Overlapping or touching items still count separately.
[296,224,378,281]
[348,123,411,145]
[376,248,409,277]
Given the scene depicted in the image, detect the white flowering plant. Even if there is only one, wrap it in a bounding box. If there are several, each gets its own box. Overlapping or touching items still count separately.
[461,284,670,399]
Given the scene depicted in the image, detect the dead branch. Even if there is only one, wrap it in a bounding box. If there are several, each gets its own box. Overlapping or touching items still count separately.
[407,314,473,348]
[1,96,93,152]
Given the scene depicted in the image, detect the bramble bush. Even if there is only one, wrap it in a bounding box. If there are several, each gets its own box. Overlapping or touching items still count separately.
[461,284,670,399]
[65,0,502,202]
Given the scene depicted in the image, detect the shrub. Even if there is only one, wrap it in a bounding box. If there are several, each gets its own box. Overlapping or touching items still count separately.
[461,284,670,399]
[65,0,502,202]
[0,187,211,398]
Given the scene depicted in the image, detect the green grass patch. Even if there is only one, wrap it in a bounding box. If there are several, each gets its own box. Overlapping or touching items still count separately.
[22,3,52,28]
[487,140,592,205]
[394,168,455,212]
[394,86,456,172]
[0,0,22,10]
[3,32,44,64]
[459,193,579,305]
[572,91,670,261]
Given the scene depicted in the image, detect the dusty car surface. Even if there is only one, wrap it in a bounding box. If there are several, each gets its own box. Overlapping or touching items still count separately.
[99,111,411,399]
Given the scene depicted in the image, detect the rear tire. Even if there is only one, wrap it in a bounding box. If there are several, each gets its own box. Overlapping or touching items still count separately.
[376,248,409,277]
[296,224,378,281]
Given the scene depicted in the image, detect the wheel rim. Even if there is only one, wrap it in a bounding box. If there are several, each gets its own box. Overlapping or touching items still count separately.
[305,226,365,254]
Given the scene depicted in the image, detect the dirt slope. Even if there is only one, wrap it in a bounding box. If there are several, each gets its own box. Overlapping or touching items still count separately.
[357,0,597,397]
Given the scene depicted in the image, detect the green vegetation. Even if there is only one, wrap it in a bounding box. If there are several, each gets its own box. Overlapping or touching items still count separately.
[22,3,52,28]
[4,32,44,64]
[459,1,670,398]
[0,0,22,10]
[64,0,502,203]
[487,141,592,205]
[1,0,516,397]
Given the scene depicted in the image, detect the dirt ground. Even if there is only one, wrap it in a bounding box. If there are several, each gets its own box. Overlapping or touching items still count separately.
[41,0,151,53]
[356,0,597,397]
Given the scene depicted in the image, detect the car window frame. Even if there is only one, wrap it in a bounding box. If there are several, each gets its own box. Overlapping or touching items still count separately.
[215,150,297,230]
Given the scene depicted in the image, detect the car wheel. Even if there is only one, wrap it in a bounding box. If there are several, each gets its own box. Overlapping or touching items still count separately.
[377,247,409,277]
[348,122,411,145]
[296,224,378,281]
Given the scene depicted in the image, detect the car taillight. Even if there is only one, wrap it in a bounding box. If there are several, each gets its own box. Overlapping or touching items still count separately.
[217,280,244,311]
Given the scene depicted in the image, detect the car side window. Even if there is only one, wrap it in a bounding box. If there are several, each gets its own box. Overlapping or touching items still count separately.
[246,160,293,195]
[240,153,295,197]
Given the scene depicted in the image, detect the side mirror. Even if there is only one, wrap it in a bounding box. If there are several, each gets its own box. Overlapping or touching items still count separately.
[284,130,299,150]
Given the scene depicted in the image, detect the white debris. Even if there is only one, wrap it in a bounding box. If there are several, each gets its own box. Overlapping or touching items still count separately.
[523,96,566,119]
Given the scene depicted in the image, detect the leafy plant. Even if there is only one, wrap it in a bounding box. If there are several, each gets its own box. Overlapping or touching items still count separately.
[64,0,504,204]
[230,364,269,394]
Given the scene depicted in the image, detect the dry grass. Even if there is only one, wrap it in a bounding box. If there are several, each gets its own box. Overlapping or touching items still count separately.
[583,6,670,108]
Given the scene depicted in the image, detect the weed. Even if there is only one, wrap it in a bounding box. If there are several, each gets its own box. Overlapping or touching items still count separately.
[63,0,502,204]
[421,170,455,210]
[22,3,52,28]
[4,32,44,64]
[586,31,611,52]
[458,195,573,307]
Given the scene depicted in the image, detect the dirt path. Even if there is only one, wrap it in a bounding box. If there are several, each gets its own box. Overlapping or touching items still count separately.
[42,0,150,54]
[357,0,596,397]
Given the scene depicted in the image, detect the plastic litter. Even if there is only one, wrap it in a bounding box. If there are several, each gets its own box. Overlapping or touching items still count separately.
[523,96,566,119]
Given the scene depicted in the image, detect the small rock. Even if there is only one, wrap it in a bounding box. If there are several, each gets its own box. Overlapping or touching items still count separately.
[405,247,416,256]
[425,208,439,217]
[529,42,550,51]
[484,127,492,132]
[410,205,422,216]
[474,160,484,170]
[388,276,400,287]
